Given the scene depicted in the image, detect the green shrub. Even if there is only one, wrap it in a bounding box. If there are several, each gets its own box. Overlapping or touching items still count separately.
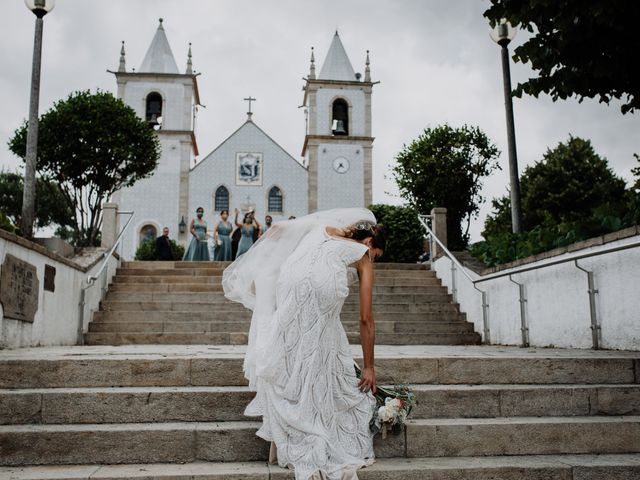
[470,200,640,267]
[0,211,16,233]
[369,204,424,263]
[134,238,185,261]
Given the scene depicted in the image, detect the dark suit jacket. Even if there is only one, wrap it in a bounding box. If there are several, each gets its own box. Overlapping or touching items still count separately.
[156,235,173,261]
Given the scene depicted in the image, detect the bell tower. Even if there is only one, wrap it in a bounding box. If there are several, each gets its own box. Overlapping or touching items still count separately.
[301,31,375,212]
[110,18,201,259]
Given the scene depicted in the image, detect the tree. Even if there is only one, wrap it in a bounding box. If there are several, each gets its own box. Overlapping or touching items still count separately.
[483,136,628,237]
[0,171,74,233]
[8,90,161,246]
[484,1,640,114]
[393,124,500,249]
[632,153,640,192]
[368,204,424,263]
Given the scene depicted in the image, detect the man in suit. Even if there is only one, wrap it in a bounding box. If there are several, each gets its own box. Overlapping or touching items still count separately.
[156,227,173,261]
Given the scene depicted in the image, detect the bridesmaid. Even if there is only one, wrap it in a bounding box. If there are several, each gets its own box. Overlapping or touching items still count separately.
[214,209,233,261]
[234,208,260,259]
[182,207,210,261]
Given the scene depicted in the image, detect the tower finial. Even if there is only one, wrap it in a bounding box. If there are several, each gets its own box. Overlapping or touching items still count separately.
[364,49,371,82]
[309,46,316,80]
[186,42,193,74]
[118,41,126,72]
[158,18,164,29]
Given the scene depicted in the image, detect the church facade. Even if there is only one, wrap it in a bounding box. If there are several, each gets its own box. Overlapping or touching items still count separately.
[112,20,375,260]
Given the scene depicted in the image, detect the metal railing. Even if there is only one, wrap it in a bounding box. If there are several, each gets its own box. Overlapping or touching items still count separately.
[418,214,491,343]
[76,211,134,344]
[419,213,640,349]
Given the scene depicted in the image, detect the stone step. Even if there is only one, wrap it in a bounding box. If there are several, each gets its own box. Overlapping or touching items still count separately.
[103,291,451,304]
[114,275,221,284]
[108,283,443,294]
[342,302,456,313]
[93,310,251,322]
[100,300,247,312]
[121,261,229,269]
[92,310,462,323]
[403,416,640,458]
[121,261,429,271]
[113,275,441,287]
[2,416,639,465]
[100,300,454,313]
[88,320,474,335]
[350,284,442,293]
[83,331,480,346]
[110,283,224,293]
[84,331,249,346]
[345,332,481,346]
[116,267,438,278]
[3,455,640,480]
[3,384,638,425]
[117,268,227,276]
[412,383,640,419]
[2,346,636,388]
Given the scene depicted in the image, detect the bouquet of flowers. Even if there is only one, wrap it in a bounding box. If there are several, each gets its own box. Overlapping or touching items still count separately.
[355,364,416,439]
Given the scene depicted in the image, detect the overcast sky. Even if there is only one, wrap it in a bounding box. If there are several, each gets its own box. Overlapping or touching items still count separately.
[1,0,638,241]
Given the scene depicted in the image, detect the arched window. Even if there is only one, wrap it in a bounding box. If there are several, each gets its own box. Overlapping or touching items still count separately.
[139,224,157,245]
[145,92,163,127]
[268,186,283,213]
[331,98,349,136]
[215,186,229,211]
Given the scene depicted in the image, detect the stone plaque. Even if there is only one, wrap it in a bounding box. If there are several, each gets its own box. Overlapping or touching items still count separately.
[0,254,39,323]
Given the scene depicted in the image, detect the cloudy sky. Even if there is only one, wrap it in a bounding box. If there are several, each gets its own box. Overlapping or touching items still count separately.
[1,0,638,241]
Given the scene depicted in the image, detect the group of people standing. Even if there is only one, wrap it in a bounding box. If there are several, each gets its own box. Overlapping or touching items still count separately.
[182,207,274,262]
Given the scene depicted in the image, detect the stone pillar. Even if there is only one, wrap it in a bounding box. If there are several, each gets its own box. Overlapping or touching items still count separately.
[101,203,118,249]
[308,144,319,212]
[431,207,447,257]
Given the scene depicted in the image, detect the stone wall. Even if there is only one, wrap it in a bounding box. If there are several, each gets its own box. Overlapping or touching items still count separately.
[0,230,118,349]
[433,228,640,351]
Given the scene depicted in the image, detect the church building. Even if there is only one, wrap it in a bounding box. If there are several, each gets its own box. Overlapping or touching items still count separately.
[111,20,375,260]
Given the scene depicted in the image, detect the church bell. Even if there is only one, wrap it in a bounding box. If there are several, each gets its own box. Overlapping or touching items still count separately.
[332,119,347,135]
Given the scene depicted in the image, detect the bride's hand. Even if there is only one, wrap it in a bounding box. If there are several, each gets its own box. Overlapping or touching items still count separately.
[358,367,377,394]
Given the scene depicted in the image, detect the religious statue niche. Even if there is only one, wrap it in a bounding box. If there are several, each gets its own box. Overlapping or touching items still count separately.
[236,152,263,186]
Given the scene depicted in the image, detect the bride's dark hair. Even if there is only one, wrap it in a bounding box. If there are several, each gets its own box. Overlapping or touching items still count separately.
[342,222,386,253]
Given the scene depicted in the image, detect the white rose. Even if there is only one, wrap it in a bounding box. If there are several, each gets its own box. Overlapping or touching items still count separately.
[377,405,395,423]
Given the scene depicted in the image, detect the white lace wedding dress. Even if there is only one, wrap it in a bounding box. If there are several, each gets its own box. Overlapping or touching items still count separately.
[242,225,376,480]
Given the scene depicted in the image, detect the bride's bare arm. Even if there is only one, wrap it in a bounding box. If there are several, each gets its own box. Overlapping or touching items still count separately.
[357,254,377,394]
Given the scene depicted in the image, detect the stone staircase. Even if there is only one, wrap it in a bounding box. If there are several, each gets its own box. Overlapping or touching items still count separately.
[1,344,639,478]
[84,261,481,346]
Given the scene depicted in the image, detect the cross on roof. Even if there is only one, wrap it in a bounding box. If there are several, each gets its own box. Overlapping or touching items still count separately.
[244,96,256,120]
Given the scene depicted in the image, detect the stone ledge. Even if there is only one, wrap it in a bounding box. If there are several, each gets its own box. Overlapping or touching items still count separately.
[3,455,637,480]
[0,228,114,273]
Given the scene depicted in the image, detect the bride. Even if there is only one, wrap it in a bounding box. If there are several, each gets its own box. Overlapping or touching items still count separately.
[223,208,386,480]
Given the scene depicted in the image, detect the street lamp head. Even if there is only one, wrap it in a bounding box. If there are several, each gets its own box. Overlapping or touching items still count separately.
[24,0,55,17]
[490,19,517,47]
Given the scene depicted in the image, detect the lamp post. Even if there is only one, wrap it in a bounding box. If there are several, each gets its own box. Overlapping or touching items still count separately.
[21,0,55,239]
[490,19,523,234]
